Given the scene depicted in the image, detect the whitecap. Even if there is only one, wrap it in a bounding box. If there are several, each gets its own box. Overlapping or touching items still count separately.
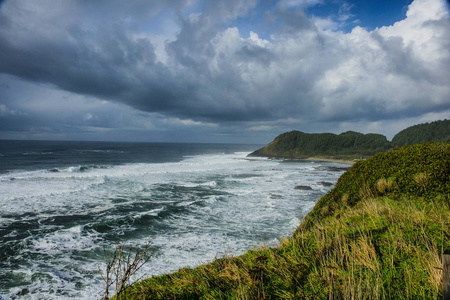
[30,225,101,255]
[0,148,348,299]
[22,151,53,156]
[133,207,165,219]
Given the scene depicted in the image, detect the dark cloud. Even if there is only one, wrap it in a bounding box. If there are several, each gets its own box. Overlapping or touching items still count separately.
[0,0,449,143]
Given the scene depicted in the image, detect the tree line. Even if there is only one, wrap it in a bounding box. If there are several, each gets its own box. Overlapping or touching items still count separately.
[250,119,450,158]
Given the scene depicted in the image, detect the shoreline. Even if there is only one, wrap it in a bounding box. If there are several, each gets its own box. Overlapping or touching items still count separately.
[247,151,361,165]
[304,157,357,165]
[249,153,357,165]
[124,143,449,299]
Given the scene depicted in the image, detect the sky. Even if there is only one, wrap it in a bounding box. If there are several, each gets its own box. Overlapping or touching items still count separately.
[0,0,449,144]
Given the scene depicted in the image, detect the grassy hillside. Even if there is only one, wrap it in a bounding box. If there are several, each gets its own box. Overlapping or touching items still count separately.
[249,130,391,159]
[392,119,450,147]
[117,143,450,299]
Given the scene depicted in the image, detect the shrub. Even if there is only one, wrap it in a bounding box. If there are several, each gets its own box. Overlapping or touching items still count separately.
[302,143,450,229]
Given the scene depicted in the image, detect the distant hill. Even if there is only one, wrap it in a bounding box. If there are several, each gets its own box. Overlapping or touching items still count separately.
[249,130,391,159]
[392,119,450,146]
[249,119,450,160]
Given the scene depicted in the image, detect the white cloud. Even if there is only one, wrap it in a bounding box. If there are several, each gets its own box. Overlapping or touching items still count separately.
[284,0,323,8]
[0,0,449,142]
[248,125,276,131]
[311,0,450,120]
[162,117,218,128]
[248,31,270,47]
[337,2,355,22]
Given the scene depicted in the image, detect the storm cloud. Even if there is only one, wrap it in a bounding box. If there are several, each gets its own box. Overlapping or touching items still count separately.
[0,0,449,142]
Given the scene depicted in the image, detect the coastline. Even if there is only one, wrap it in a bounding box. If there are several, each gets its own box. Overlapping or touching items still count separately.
[247,150,361,165]
[123,143,449,299]
[304,156,357,165]
[249,153,357,165]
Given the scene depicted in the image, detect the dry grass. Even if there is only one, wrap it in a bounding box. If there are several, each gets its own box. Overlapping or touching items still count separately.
[376,178,397,195]
[118,194,448,300]
[116,144,450,299]
[414,172,431,193]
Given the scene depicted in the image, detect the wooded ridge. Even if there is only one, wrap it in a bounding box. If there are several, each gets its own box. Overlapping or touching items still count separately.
[249,119,450,159]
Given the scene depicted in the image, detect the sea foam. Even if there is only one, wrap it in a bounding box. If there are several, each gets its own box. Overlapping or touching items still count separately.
[0,148,348,299]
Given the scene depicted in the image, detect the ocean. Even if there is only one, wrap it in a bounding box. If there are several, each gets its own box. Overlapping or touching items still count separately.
[0,140,348,299]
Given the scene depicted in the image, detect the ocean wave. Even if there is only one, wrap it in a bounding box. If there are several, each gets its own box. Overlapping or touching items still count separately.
[22,151,54,156]
[1,164,112,182]
[30,225,101,255]
[0,147,347,299]
[74,149,126,154]
[65,164,110,173]
[132,207,166,219]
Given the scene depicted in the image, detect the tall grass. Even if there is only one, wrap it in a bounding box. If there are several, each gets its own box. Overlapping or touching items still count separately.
[115,143,449,299]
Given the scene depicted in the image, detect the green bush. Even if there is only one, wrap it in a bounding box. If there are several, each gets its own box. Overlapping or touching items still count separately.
[302,143,450,228]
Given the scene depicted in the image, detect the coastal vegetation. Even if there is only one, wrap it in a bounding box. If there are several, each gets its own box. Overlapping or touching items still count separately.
[112,142,450,299]
[392,119,450,146]
[248,130,390,159]
[249,119,450,160]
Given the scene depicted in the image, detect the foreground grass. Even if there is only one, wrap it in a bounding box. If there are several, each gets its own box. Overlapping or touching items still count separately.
[117,143,449,299]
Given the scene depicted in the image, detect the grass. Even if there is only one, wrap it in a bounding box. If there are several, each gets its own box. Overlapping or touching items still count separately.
[114,143,449,299]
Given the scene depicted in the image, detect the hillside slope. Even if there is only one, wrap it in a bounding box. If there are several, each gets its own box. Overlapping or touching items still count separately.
[392,119,450,146]
[119,143,450,299]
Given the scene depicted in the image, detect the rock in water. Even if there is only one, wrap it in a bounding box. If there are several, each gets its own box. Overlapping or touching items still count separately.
[318,181,333,187]
[295,185,313,190]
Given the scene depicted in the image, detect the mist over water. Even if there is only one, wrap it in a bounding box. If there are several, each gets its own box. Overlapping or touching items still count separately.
[0,141,348,299]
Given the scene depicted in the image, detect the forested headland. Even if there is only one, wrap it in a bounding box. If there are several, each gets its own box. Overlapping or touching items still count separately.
[249,119,450,160]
